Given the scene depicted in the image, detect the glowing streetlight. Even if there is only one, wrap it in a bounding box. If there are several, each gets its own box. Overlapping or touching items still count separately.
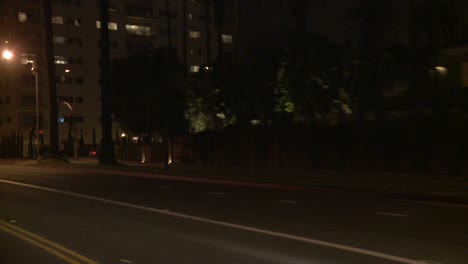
[2,49,39,160]
[435,66,448,75]
[2,49,13,60]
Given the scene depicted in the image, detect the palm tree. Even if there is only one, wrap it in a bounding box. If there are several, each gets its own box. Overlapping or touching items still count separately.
[164,0,173,51]
[182,0,188,73]
[99,0,116,164]
[204,0,212,65]
[41,0,60,159]
[214,0,225,60]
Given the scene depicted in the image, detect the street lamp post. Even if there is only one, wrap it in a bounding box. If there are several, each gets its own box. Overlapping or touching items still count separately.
[32,61,40,160]
[65,69,78,160]
[3,48,40,160]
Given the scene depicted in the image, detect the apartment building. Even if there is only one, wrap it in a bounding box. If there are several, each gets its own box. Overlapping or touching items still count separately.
[0,0,294,157]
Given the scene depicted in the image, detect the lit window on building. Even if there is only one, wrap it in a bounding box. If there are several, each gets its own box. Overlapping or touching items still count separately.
[53,36,66,44]
[67,18,81,26]
[51,16,64,24]
[54,56,68,64]
[221,34,233,44]
[96,21,118,30]
[188,13,193,21]
[19,54,37,65]
[17,11,40,23]
[18,12,28,23]
[125,24,151,36]
[189,65,200,73]
[189,31,201,39]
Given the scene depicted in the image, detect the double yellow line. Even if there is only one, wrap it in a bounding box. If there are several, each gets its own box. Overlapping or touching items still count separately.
[0,219,97,264]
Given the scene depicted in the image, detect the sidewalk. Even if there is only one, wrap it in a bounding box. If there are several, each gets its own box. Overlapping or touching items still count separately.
[5,158,468,204]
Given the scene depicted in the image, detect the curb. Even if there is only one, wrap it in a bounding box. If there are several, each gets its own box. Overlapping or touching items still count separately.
[5,159,468,205]
[72,166,468,205]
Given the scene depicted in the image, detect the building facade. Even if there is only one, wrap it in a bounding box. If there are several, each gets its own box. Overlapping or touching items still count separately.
[0,0,296,157]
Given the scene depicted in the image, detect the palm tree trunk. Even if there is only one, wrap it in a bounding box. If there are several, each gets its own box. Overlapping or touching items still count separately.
[41,0,60,158]
[99,0,116,164]
[165,0,173,51]
[182,0,188,73]
[204,0,211,65]
[214,0,224,60]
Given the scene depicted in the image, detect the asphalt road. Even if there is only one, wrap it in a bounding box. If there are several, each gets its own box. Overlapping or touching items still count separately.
[1,164,467,264]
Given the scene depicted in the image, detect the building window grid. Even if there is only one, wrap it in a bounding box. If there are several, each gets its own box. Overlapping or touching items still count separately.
[125,24,152,36]
[53,36,82,46]
[17,11,40,23]
[53,0,81,6]
[126,4,153,18]
[56,76,73,85]
[51,16,64,24]
[221,34,233,44]
[58,96,84,103]
[96,21,118,30]
[54,56,68,65]
[159,10,177,18]
[18,12,28,23]
[189,65,200,73]
[189,31,201,39]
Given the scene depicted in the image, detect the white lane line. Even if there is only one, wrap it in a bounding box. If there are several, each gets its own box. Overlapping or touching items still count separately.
[377,212,412,218]
[0,179,426,264]
[417,260,445,264]
[276,200,298,204]
[209,191,225,195]
[120,259,133,263]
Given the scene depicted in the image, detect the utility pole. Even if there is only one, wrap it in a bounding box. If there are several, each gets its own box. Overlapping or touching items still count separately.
[99,0,116,164]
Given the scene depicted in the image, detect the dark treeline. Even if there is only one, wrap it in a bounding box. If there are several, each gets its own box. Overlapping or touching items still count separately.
[110,0,468,173]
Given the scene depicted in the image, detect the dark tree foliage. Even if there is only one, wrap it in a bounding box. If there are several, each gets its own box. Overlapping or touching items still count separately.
[186,32,352,132]
[110,50,187,138]
[347,0,399,120]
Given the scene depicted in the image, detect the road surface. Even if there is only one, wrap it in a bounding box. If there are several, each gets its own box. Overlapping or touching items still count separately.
[1,164,466,263]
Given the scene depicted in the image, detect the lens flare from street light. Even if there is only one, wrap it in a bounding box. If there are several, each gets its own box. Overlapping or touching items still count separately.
[2,50,13,60]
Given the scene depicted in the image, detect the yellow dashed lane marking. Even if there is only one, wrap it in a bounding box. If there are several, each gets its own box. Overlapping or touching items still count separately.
[0,220,97,264]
